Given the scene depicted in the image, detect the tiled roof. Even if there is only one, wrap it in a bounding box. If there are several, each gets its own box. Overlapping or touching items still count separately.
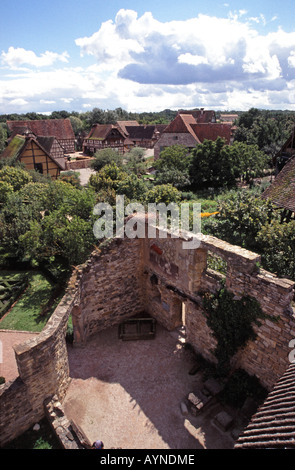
[0,135,64,170]
[235,362,295,449]
[178,109,216,123]
[163,114,201,144]
[125,125,157,140]
[0,134,26,160]
[262,156,295,212]
[86,124,125,141]
[7,119,75,141]
[190,123,233,144]
[117,121,139,135]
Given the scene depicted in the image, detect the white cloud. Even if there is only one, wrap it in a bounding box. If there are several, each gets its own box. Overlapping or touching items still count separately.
[1,9,295,113]
[1,47,69,69]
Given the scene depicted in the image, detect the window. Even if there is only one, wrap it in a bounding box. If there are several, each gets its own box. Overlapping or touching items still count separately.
[34,163,43,174]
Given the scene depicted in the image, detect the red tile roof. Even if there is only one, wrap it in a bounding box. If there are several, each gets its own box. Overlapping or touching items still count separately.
[86,124,126,141]
[235,362,295,449]
[163,114,201,143]
[262,156,295,212]
[7,119,75,141]
[191,123,232,144]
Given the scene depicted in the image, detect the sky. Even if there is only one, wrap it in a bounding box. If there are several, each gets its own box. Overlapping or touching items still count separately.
[0,0,295,114]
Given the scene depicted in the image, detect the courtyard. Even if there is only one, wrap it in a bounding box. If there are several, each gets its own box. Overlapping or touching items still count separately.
[63,322,241,450]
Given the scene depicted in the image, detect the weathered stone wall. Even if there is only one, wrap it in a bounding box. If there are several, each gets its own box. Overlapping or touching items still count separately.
[1,223,294,446]
[154,133,197,159]
[0,279,78,447]
[142,230,295,390]
[72,237,145,343]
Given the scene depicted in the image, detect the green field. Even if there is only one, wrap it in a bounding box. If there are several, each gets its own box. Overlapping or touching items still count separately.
[0,271,60,332]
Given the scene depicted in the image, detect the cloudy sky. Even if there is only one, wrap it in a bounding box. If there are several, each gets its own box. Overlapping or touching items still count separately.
[1,0,295,114]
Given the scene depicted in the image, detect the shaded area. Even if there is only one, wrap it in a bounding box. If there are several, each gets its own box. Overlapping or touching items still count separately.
[64,324,236,449]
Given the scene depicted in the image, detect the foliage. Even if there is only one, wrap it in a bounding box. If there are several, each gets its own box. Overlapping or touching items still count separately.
[58,171,81,188]
[0,272,56,332]
[0,180,14,204]
[201,286,272,376]
[202,190,278,250]
[90,148,123,172]
[154,145,191,189]
[0,179,97,273]
[189,138,269,189]
[256,220,295,279]
[116,173,148,202]
[0,166,32,191]
[89,162,127,192]
[234,108,295,156]
[145,184,181,205]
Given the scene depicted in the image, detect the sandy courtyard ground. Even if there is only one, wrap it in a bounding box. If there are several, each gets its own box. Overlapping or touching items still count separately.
[63,324,237,450]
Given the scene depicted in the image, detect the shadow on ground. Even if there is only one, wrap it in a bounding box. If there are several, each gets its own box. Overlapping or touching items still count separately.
[63,323,238,450]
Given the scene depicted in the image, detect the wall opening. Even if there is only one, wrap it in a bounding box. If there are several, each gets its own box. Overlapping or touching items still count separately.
[207,250,227,276]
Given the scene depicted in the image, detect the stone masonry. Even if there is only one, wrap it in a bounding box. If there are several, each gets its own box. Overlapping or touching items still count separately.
[0,222,294,447]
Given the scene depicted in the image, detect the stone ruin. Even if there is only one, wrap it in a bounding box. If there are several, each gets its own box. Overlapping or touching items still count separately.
[0,220,294,447]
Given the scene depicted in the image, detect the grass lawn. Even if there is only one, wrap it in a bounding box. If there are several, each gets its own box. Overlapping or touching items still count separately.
[0,271,60,332]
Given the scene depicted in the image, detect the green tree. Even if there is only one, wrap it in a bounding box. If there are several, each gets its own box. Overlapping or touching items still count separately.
[256,220,295,280]
[90,148,123,172]
[89,163,127,192]
[145,184,181,205]
[0,166,32,191]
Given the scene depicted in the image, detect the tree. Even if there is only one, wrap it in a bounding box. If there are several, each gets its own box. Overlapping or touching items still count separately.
[0,166,32,191]
[89,162,128,192]
[116,173,148,202]
[256,220,295,280]
[145,184,181,205]
[90,148,123,172]
[202,190,278,250]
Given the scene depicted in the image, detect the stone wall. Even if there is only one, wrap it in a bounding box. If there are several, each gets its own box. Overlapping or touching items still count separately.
[0,279,78,447]
[1,224,295,446]
[154,133,197,159]
[72,237,145,343]
[142,230,295,390]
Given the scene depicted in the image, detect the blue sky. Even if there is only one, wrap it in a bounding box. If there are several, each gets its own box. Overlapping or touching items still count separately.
[1,0,295,114]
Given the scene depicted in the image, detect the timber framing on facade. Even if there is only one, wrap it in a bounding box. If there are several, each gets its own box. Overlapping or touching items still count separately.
[7,118,76,154]
[83,124,132,155]
[0,134,64,178]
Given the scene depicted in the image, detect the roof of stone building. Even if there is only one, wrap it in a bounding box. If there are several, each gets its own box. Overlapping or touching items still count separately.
[7,118,75,141]
[262,156,295,212]
[235,362,295,449]
[163,114,201,144]
[190,123,232,144]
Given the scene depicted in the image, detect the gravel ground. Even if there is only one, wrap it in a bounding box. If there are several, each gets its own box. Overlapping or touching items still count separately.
[63,324,236,450]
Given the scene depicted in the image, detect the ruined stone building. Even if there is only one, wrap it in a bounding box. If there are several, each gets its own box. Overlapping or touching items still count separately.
[0,220,294,448]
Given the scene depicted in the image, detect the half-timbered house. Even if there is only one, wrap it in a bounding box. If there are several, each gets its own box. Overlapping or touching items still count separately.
[7,119,76,154]
[0,135,64,178]
[83,124,133,155]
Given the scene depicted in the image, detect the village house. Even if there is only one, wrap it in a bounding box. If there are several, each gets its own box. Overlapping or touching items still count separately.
[262,154,295,221]
[82,124,133,155]
[0,134,65,178]
[7,118,76,154]
[154,109,234,159]
[273,125,295,173]
[120,124,167,149]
